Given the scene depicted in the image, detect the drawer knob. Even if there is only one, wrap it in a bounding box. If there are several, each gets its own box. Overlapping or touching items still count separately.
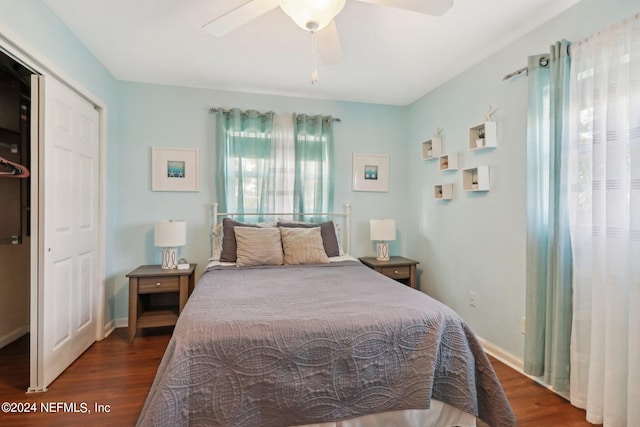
[394,270,399,275]
[156,282,161,287]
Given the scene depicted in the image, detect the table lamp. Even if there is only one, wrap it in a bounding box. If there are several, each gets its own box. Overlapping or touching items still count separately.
[370,219,396,261]
[154,220,186,269]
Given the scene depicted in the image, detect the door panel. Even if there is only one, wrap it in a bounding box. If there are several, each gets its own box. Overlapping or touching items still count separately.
[78,251,93,327]
[39,75,99,388]
[51,259,72,350]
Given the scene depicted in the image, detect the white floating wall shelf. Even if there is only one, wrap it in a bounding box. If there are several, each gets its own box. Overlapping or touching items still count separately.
[439,153,459,171]
[462,166,490,192]
[468,121,497,151]
[434,183,454,200]
[422,137,442,160]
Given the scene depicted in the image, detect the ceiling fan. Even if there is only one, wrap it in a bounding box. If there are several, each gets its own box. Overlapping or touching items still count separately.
[202,0,454,82]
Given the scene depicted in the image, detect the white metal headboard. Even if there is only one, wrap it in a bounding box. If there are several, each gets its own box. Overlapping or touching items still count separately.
[212,202,351,256]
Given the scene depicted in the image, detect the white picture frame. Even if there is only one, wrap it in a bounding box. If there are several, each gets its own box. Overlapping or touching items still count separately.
[352,153,389,192]
[152,147,199,192]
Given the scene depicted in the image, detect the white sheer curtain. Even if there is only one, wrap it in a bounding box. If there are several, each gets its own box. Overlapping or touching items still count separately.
[270,113,296,215]
[568,13,640,427]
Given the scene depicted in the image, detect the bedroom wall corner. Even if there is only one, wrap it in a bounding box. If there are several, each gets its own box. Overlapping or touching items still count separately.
[405,0,640,360]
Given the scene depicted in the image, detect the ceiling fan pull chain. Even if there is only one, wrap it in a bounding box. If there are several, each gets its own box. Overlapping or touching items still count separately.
[310,30,318,84]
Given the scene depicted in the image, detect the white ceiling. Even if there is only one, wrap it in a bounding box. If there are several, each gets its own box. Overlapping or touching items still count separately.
[43,0,581,106]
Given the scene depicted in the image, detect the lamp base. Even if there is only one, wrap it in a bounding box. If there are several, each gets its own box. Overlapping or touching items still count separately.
[161,247,178,269]
[376,242,390,261]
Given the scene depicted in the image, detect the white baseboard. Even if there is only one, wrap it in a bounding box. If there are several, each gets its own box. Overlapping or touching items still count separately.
[0,325,29,350]
[477,336,570,401]
[103,319,116,338]
[102,318,128,339]
[476,336,524,372]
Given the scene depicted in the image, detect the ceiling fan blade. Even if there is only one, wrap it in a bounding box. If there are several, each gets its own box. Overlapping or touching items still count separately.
[202,0,280,36]
[317,20,343,65]
[353,0,454,16]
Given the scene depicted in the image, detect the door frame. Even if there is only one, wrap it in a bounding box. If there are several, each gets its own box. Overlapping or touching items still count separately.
[0,27,107,392]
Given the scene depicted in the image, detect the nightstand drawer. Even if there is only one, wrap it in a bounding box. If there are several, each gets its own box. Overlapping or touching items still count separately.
[379,265,411,279]
[138,276,180,293]
[359,257,419,289]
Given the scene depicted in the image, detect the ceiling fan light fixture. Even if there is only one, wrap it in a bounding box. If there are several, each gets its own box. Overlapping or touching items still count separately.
[280,0,346,32]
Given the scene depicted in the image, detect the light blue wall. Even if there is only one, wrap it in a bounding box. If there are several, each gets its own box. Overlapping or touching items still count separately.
[407,0,640,358]
[114,81,410,320]
[3,0,639,359]
[1,0,411,326]
[0,0,120,324]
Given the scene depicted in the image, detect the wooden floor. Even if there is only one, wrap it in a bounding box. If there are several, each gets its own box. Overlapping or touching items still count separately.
[0,328,598,426]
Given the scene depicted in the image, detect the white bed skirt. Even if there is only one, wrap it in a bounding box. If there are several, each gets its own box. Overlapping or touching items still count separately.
[296,400,476,427]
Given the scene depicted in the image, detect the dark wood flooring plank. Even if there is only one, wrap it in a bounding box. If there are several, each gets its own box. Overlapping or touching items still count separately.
[0,328,599,426]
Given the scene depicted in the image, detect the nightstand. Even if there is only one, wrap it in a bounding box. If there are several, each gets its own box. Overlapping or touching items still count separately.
[126,264,196,342]
[358,256,419,289]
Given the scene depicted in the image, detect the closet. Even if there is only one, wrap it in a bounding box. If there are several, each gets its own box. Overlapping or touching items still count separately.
[0,52,31,361]
[0,34,105,392]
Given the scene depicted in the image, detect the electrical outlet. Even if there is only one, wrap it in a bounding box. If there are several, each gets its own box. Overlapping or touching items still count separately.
[468,291,477,308]
[521,317,526,335]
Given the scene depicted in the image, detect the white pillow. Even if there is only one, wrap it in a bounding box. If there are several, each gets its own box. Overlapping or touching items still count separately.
[277,218,344,257]
[234,226,284,267]
[280,227,330,265]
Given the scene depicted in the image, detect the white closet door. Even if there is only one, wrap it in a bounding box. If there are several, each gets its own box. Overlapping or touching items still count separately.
[38,75,99,388]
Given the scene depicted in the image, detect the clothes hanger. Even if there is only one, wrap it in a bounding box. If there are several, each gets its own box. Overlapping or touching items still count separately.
[0,155,30,178]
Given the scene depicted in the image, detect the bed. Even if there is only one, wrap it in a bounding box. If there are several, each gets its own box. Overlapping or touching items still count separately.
[136,205,515,427]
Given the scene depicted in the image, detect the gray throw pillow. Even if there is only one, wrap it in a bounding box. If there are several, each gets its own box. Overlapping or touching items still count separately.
[219,218,258,262]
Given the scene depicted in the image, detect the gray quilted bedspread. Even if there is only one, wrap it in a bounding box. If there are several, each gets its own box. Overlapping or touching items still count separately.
[137,261,515,427]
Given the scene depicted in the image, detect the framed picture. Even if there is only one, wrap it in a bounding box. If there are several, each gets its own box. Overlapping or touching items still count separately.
[152,147,199,192]
[352,153,389,192]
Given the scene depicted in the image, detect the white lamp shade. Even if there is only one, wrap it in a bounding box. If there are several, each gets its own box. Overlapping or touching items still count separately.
[154,220,186,247]
[280,0,346,31]
[370,219,396,241]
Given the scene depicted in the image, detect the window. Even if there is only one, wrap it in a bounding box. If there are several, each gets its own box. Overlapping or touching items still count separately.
[215,109,334,218]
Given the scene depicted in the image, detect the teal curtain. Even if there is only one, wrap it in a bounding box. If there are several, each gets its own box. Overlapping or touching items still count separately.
[216,110,335,221]
[215,109,274,221]
[524,40,573,391]
[293,114,335,218]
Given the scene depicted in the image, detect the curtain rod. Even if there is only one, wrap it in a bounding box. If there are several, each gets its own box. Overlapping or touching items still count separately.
[0,141,19,153]
[502,66,529,81]
[503,43,572,81]
[503,56,550,81]
[209,107,341,122]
